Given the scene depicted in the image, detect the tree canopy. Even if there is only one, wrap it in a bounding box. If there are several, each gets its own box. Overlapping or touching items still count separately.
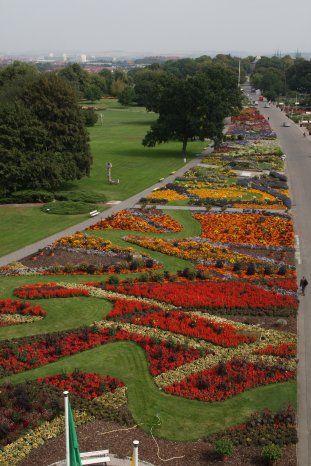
[0,67,92,194]
[286,60,311,94]
[139,62,241,157]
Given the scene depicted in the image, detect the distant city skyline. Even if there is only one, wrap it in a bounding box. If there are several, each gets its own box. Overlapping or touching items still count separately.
[1,0,310,57]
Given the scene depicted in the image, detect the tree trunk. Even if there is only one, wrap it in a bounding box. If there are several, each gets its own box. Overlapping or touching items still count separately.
[181,139,188,162]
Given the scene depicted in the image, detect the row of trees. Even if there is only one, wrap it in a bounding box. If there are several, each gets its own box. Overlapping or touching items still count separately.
[58,63,130,102]
[250,56,311,101]
[57,54,251,105]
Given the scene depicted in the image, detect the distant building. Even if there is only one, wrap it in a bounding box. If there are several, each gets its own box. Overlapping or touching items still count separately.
[80,54,87,63]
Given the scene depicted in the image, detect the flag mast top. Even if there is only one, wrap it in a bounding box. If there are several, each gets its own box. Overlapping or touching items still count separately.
[64,391,70,466]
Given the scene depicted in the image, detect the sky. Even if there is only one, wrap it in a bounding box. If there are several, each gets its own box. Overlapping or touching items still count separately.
[0,0,310,57]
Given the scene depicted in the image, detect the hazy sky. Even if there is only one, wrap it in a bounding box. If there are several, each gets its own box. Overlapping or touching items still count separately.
[0,0,310,56]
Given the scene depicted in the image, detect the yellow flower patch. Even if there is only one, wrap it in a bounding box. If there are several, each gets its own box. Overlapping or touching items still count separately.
[147,189,187,200]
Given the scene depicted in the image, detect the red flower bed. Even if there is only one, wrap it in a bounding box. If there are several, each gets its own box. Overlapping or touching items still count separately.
[105,281,298,311]
[14,283,89,299]
[0,299,46,317]
[107,298,162,318]
[254,343,296,358]
[163,358,295,402]
[107,304,256,347]
[265,278,298,292]
[38,371,125,400]
[0,327,201,377]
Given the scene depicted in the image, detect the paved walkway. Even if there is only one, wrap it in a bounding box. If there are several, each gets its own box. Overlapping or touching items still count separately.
[250,90,310,466]
[0,149,211,267]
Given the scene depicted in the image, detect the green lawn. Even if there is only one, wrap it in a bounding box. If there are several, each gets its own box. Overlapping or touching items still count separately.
[0,99,204,258]
[3,342,296,441]
[0,296,112,340]
[0,206,88,257]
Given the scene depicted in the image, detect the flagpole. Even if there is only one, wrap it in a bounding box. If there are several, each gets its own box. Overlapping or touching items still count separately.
[64,391,70,466]
[133,440,139,466]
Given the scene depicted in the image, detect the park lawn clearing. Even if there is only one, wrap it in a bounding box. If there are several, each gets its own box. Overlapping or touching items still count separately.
[0,100,204,258]
[0,206,88,257]
[66,99,204,201]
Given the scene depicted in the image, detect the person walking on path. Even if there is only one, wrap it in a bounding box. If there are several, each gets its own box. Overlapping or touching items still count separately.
[300,277,309,295]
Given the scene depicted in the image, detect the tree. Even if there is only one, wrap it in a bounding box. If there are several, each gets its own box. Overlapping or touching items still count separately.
[84,84,102,102]
[132,67,167,109]
[58,63,90,97]
[251,67,285,101]
[0,70,92,194]
[118,86,136,106]
[82,108,99,126]
[0,61,38,87]
[110,78,126,97]
[142,66,241,158]
[286,59,311,93]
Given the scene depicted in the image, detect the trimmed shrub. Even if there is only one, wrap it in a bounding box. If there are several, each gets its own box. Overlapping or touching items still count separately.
[214,439,234,458]
[262,443,282,464]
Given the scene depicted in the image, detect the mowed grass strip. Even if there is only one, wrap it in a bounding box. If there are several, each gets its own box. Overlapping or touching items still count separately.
[3,342,296,441]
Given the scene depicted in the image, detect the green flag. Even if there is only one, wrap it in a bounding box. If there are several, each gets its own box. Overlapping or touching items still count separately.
[68,399,82,466]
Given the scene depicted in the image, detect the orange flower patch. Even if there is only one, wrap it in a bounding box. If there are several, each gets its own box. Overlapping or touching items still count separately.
[193,213,294,246]
[232,203,286,210]
[188,187,277,202]
[88,209,182,232]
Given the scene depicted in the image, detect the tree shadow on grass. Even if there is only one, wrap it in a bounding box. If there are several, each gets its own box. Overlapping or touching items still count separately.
[120,120,155,126]
[118,146,184,160]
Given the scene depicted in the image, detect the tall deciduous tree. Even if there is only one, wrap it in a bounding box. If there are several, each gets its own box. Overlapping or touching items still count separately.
[142,65,241,158]
[0,70,92,194]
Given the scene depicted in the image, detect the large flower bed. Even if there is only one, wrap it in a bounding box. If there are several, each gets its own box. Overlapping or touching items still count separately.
[14,283,89,299]
[105,281,298,311]
[163,358,295,401]
[228,107,276,140]
[125,235,258,265]
[88,209,182,232]
[193,213,294,246]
